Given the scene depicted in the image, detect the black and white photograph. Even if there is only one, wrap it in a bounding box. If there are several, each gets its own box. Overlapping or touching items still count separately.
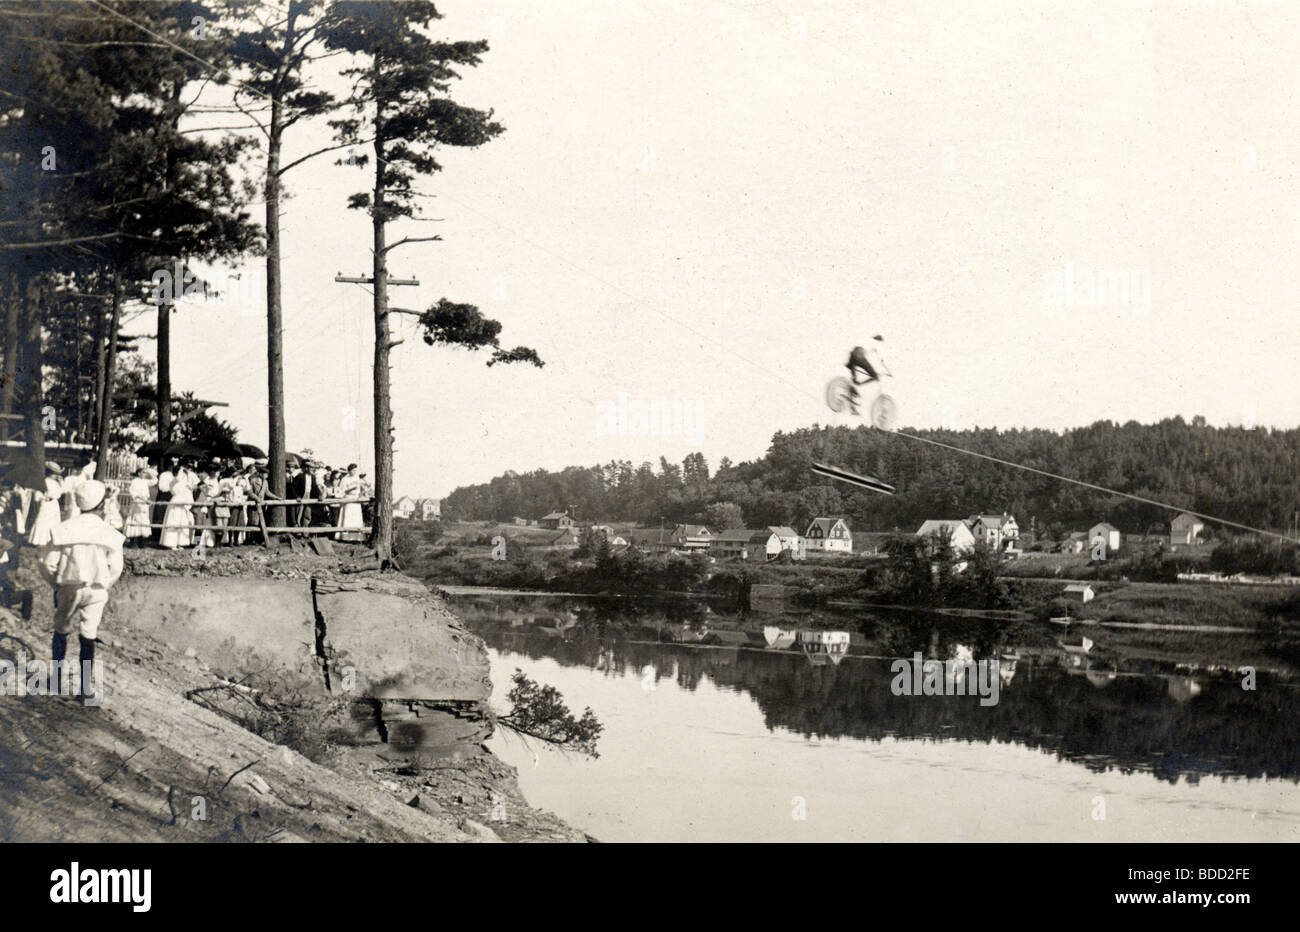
[0,0,1294,898]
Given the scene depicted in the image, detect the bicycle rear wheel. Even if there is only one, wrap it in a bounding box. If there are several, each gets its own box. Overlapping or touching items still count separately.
[871,394,898,431]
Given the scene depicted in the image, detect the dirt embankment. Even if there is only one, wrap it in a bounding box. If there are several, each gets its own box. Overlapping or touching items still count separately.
[0,546,586,843]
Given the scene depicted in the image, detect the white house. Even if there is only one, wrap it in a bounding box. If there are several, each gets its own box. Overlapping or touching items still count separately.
[1063,583,1095,603]
[968,513,1020,551]
[416,498,441,521]
[711,529,755,560]
[805,517,853,553]
[767,526,805,559]
[916,519,977,554]
[669,524,714,551]
[746,530,783,561]
[1089,522,1121,554]
[1170,512,1204,546]
[392,495,416,520]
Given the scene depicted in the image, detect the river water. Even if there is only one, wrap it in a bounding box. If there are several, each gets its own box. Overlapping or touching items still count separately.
[448,592,1300,843]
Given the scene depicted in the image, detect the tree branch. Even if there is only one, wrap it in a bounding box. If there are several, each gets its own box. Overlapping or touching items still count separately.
[276,139,367,176]
[382,235,442,254]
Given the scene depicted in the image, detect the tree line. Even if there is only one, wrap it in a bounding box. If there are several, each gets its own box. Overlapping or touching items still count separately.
[0,0,538,560]
[443,416,1300,537]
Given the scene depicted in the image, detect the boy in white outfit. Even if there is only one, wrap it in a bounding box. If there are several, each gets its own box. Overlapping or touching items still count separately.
[40,479,124,704]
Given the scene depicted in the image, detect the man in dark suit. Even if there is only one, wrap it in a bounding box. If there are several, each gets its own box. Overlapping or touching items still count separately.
[286,464,310,528]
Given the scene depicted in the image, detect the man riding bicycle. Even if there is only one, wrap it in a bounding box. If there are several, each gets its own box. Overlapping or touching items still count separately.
[846,335,888,412]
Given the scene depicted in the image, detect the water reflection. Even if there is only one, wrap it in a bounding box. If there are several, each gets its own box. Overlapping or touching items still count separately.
[452,594,1300,785]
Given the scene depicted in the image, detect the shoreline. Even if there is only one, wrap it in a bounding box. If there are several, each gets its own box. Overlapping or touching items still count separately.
[0,546,589,843]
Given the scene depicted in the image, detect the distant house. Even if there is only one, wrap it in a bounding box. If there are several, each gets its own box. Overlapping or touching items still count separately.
[805,517,853,553]
[1064,531,1088,554]
[968,513,1019,551]
[767,526,805,559]
[393,495,416,520]
[627,528,673,553]
[539,511,573,530]
[711,528,756,560]
[1089,522,1121,554]
[511,516,528,526]
[415,498,441,521]
[1170,512,1204,546]
[916,519,977,554]
[669,524,713,551]
[1063,583,1095,603]
[746,529,784,561]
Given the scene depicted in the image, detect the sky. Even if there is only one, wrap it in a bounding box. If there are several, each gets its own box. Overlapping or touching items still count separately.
[127,0,1300,498]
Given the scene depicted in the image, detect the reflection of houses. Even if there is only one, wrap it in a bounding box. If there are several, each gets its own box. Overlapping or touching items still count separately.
[664,622,710,643]
[916,519,977,554]
[968,513,1019,551]
[998,652,1020,685]
[948,643,975,686]
[1167,676,1203,703]
[539,511,573,530]
[798,630,850,666]
[805,517,852,553]
[1170,512,1204,547]
[1089,522,1121,553]
[763,626,797,649]
[1063,583,1095,603]
[1084,669,1118,688]
[535,612,579,638]
[1059,636,1094,668]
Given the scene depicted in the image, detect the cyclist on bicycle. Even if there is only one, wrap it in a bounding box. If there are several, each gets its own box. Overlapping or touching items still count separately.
[846,335,888,411]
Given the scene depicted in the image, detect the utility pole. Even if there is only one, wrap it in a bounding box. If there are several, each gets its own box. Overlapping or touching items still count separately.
[334,271,419,563]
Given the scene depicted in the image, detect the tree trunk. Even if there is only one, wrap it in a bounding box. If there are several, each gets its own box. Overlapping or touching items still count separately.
[370,83,393,564]
[93,290,108,442]
[94,270,122,479]
[156,80,185,447]
[1,273,18,445]
[265,86,287,528]
[19,275,45,470]
[157,298,171,442]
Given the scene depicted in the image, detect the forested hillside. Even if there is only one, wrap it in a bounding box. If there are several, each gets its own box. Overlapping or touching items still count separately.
[442,418,1300,536]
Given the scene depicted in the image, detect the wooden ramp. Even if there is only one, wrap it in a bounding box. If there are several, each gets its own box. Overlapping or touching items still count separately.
[811,461,894,495]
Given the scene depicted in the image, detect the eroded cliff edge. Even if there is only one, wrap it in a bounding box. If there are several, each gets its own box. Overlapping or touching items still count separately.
[0,547,585,843]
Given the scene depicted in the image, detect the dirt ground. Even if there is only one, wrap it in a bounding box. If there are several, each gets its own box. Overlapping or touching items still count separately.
[0,550,587,843]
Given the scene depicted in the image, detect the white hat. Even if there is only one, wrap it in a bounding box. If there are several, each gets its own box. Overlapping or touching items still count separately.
[74,479,108,512]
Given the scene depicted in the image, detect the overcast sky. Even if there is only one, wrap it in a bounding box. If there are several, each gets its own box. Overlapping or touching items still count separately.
[132,0,1300,498]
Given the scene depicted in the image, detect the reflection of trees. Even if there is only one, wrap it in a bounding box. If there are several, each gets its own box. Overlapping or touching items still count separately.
[454,597,1300,785]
